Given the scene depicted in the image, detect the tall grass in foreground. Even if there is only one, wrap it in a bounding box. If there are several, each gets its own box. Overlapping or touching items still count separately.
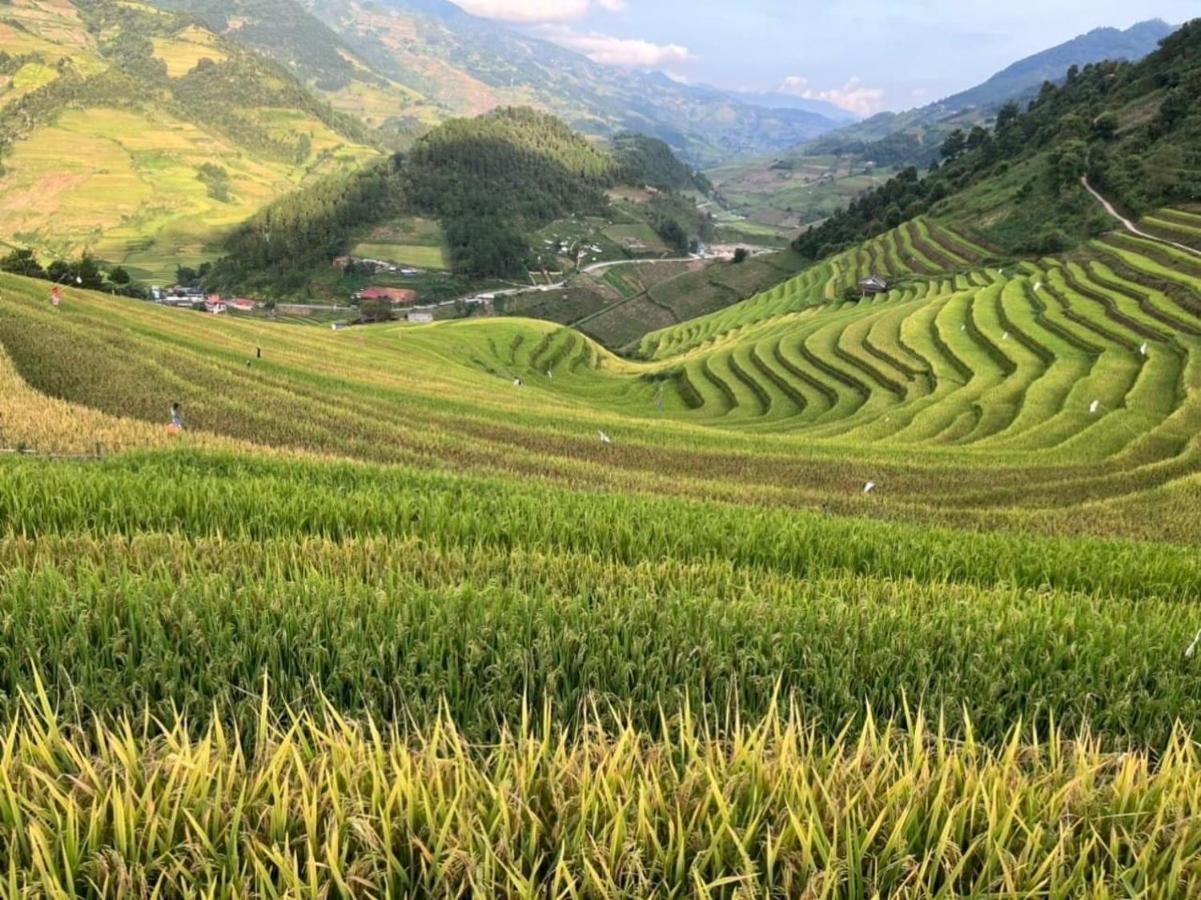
[2,694,1199,897]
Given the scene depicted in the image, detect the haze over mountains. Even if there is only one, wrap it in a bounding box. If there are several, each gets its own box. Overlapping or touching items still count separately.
[810,19,1176,152]
[149,0,850,164]
[711,19,1179,233]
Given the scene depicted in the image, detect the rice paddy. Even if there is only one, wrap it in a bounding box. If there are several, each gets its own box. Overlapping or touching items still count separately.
[2,208,1201,894]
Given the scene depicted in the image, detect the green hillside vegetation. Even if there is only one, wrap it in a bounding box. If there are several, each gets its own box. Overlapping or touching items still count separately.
[713,20,1176,232]
[4,168,1201,884]
[209,109,719,294]
[0,0,379,281]
[149,0,444,139]
[795,20,1201,262]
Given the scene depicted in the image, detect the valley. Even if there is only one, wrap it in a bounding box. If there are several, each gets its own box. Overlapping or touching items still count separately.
[1,5,1201,896]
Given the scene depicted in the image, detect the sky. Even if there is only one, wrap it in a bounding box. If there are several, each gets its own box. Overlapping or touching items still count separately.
[450,0,1199,116]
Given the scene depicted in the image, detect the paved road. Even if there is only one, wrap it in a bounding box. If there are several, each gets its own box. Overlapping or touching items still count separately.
[1081,176,1201,260]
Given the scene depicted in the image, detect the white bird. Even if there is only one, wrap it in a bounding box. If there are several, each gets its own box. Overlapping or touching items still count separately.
[1034,282,1042,291]
[513,377,523,387]
[961,324,966,332]
[1002,331,1009,341]
[863,481,877,494]
[598,430,612,444]
[1187,630,1201,660]
[1089,400,1101,415]
[1140,342,1148,357]
[546,368,553,379]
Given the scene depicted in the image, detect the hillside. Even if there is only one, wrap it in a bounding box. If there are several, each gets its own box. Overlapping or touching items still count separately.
[794,19,1201,262]
[149,0,845,165]
[208,108,720,295]
[5,91,1201,886]
[0,0,379,281]
[713,19,1176,232]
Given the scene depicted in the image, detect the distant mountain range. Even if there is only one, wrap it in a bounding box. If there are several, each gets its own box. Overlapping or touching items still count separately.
[149,0,849,165]
[808,19,1176,151]
[720,90,860,124]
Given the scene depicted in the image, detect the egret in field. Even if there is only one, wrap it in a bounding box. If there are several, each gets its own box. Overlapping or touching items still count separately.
[546,368,553,379]
[1089,400,1101,415]
[1034,281,1042,291]
[1140,342,1148,357]
[598,430,612,444]
[1186,629,1201,660]
[1002,331,1009,341]
[863,481,877,495]
[513,377,523,388]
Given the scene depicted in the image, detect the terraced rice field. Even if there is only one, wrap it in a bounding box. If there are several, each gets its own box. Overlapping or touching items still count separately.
[3,211,1201,894]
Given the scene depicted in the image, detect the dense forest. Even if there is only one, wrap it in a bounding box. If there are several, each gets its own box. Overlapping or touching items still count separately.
[208,108,713,291]
[611,132,712,194]
[794,21,1201,260]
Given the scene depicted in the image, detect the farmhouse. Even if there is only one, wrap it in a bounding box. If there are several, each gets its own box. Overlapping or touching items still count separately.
[859,275,889,296]
[407,310,435,324]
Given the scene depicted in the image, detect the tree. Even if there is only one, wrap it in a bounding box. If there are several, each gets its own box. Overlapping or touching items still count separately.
[1092,112,1119,141]
[109,266,131,285]
[75,254,103,290]
[1,248,45,279]
[966,126,990,152]
[940,129,967,161]
[732,247,750,264]
[994,101,1021,135]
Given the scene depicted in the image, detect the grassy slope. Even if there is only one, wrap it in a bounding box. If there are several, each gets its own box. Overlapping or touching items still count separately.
[3,203,1201,543]
[5,205,1201,890]
[0,0,379,281]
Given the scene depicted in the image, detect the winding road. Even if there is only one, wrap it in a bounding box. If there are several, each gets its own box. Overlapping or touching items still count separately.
[1081,176,1201,259]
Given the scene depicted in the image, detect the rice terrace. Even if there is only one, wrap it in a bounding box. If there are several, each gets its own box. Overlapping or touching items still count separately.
[2,0,1201,896]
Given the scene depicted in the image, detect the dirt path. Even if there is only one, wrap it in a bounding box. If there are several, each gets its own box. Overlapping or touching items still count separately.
[1081,176,1201,260]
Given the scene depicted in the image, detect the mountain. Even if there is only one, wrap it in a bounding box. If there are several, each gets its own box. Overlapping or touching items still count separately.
[807,19,1177,161]
[208,108,717,294]
[0,0,380,281]
[722,90,859,124]
[709,19,1179,235]
[147,0,846,165]
[794,18,1201,261]
[146,0,445,140]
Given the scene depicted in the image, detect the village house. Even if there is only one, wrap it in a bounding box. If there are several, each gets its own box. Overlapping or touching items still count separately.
[406,310,435,324]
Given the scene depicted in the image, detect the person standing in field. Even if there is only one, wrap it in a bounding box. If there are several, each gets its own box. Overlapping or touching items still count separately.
[51,286,61,310]
[169,402,183,434]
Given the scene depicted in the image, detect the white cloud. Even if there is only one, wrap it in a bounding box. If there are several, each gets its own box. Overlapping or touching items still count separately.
[454,0,620,23]
[534,25,694,68]
[778,75,887,117]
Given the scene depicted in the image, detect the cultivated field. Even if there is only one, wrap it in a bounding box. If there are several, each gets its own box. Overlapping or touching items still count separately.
[2,208,1201,893]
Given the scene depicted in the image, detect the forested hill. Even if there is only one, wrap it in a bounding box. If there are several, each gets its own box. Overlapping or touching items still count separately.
[612,133,712,194]
[208,108,712,292]
[794,19,1201,261]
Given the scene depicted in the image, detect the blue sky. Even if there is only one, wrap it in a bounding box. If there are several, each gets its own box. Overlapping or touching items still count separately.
[453,0,1199,116]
